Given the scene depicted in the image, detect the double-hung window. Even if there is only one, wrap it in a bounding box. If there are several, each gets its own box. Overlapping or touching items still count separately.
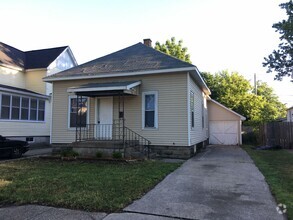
[69,96,88,128]
[1,95,11,119]
[21,98,29,120]
[190,91,194,128]
[38,100,45,121]
[11,96,20,120]
[201,100,204,129]
[30,99,37,121]
[142,91,158,129]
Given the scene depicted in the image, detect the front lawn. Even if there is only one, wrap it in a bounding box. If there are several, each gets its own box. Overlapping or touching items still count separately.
[0,159,181,212]
[242,146,293,219]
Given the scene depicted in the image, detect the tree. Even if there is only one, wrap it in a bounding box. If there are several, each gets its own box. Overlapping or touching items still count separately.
[263,0,293,80]
[202,71,287,125]
[155,37,192,63]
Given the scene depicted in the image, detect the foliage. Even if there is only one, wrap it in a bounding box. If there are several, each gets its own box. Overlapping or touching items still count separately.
[202,70,286,125]
[0,159,181,212]
[155,37,192,63]
[112,151,122,159]
[242,132,259,145]
[60,149,79,157]
[95,151,103,158]
[263,0,293,80]
[242,146,293,219]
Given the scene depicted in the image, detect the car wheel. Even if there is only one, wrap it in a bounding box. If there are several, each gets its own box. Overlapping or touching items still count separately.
[11,146,22,158]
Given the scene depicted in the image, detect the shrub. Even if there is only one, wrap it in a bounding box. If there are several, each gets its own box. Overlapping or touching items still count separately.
[112,151,122,159]
[96,151,103,158]
[60,149,79,157]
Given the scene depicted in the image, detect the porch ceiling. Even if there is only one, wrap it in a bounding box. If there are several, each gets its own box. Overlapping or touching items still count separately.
[67,80,141,97]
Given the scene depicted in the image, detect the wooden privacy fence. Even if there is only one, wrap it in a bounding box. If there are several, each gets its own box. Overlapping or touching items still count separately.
[259,122,293,149]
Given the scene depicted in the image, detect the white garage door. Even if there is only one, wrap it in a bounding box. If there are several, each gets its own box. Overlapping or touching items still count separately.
[209,121,238,145]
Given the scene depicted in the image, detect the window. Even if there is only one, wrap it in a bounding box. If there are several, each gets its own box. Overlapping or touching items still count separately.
[201,100,204,129]
[26,137,34,142]
[0,94,45,121]
[69,96,88,128]
[190,91,194,128]
[1,95,10,119]
[142,92,158,129]
[38,100,45,121]
[21,98,29,120]
[11,96,20,120]
[30,99,37,120]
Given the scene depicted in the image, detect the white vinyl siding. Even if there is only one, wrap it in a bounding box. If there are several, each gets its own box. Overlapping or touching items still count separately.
[51,73,188,146]
[188,73,208,145]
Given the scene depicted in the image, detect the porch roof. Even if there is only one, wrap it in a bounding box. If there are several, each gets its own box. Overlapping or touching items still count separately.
[67,80,141,97]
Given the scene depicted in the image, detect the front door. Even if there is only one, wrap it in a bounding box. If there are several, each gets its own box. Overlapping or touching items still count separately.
[96,97,113,140]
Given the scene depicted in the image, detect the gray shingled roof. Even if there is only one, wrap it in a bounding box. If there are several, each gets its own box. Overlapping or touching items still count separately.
[0,42,67,69]
[45,43,195,79]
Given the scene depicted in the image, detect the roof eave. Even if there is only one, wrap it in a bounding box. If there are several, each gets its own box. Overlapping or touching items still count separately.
[0,87,50,99]
[43,67,195,82]
[189,68,211,95]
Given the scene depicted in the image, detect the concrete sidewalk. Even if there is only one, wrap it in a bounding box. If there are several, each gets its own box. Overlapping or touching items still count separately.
[0,205,107,220]
[23,147,52,157]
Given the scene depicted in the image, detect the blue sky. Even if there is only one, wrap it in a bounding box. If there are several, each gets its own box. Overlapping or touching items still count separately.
[1,0,292,106]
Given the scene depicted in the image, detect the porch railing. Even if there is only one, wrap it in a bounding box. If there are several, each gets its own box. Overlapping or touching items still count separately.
[75,120,151,158]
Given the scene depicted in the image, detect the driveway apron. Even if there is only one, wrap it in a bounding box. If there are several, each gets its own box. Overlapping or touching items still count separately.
[124,145,285,220]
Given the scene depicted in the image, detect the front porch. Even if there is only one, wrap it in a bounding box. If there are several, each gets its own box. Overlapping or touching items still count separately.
[67,81,151,158]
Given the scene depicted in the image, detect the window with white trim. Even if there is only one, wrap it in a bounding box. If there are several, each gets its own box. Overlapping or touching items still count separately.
[69,96,88,128]
[190,91,194,128]
[21,98,29,120]
[30,99,37,120]
[142,92,158,128]
[201,100,204,129]
[11,96,20,120]
[0,94,45,122]
[1,94,10,119]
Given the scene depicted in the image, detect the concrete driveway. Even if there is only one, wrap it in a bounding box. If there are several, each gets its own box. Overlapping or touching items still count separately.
[124,145,285,220]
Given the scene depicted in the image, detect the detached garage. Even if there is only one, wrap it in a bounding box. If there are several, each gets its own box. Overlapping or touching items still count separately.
[208,99,246,145]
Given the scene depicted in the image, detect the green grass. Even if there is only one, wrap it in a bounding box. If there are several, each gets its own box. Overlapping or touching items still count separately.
[242,146,293,219]
[0,159,181,212]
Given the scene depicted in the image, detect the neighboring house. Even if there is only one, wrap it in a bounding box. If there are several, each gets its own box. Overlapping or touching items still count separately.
[44,39,210,158]
[208,99,245,145]
[287,106,293,122]
[0,42,77,145]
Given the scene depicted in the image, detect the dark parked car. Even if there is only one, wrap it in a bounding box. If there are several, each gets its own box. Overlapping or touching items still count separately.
[0,136,29,158]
